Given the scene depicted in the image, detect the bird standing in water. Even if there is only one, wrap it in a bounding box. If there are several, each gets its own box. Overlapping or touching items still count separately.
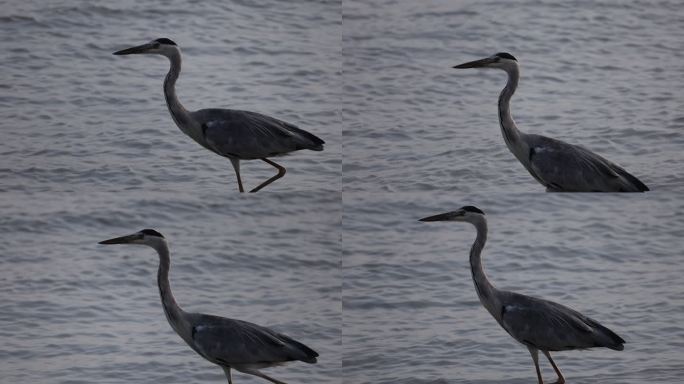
[113,38,324,192]
[420,206,625,383]
[453,53,648,192]
[99,229,318,383]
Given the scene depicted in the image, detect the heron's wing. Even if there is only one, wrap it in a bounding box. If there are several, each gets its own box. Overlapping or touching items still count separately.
[500,294,624,351]
[525,135,647,192]
[195,109,324,159]
[191,316,318,365]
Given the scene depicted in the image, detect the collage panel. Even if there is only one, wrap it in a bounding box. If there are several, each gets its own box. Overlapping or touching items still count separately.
[0,191,341,383]
[343,0,681,193]
[343,192,683,383]
[2,0,340,197]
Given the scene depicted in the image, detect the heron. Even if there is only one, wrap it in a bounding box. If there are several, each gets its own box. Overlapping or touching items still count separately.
[113,38,325,193]
[419,206,625,384]
[453,52,648,192]
[99,229,318,383]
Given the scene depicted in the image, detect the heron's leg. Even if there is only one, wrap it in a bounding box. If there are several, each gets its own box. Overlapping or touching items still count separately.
[222,366,232,384]
[249,158,286,193]
[229,158,244,193]
[236,367,288,384]
[542,350,565,384]
[528,346,544,384]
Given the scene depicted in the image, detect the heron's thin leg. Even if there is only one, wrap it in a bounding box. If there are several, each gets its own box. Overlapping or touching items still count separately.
[244,369,288,384]
[528,346,544,384]
[542,350,565,384]
[249,158,286,193]
[222,366,233,384]
[229,158,244,193]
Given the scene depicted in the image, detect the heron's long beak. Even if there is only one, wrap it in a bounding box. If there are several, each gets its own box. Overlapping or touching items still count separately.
[419,211,461,222]
[113,43,154,55]
[453,57,496,69]
[99,233,140,245]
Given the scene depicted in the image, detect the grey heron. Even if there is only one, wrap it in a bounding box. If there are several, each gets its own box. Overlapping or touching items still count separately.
[454,53,648,192]
[99,229,318,383]
[419,206,625,384]
[113,38,325,193]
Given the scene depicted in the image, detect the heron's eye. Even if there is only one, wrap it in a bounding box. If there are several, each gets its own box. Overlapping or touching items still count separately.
[153,43,160,49]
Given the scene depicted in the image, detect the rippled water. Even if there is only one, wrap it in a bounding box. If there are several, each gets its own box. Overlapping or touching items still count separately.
[2,1,683,384]
[343,192,684,384]
[343,0,683,193]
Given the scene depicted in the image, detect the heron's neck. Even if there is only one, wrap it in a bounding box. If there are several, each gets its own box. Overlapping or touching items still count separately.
[469,218,498,318]
[154,242,188,337]
[498,66,525,158]
[163,51,193,130]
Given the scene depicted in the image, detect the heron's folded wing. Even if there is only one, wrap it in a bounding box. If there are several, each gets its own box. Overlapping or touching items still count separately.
[192,317,315,365]
[500,298,597,351]
[198,109,323,159]
[527,137,623,191]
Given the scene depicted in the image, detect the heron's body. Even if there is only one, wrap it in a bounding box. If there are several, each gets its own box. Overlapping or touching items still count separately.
[114,38,324,193]
[99,229,318,383]
[519,134,648,192]
[496,291,624,352]
[420,207,624,383]
[454,53,648,192]
[193,108,324,159]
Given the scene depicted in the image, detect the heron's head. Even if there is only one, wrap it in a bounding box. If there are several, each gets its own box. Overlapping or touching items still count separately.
[453,52,518,71]
[113,38,179,57]
[419,206,485,223]
[99,229,166,247]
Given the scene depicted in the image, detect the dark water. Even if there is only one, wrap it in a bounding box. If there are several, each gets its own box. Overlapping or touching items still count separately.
[1,1,682,384]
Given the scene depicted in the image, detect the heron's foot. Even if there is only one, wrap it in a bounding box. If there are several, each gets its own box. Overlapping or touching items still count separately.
[551,379,565,384]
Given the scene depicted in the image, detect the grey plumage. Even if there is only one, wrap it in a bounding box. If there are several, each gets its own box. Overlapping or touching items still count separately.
[190,316,318,365]
[99,230,317,383]
[499,292,625,352]
[113,38,324,193]
[454,53,648,192]
[196,109,323,160]
[420,207,624,384]
[525,134,648,192]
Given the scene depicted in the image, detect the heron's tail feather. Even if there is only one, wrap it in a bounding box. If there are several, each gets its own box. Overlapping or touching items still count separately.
[283,123,325,151]
[279,333,319,363]
[587,317,625,350]
[617,168,649,192]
